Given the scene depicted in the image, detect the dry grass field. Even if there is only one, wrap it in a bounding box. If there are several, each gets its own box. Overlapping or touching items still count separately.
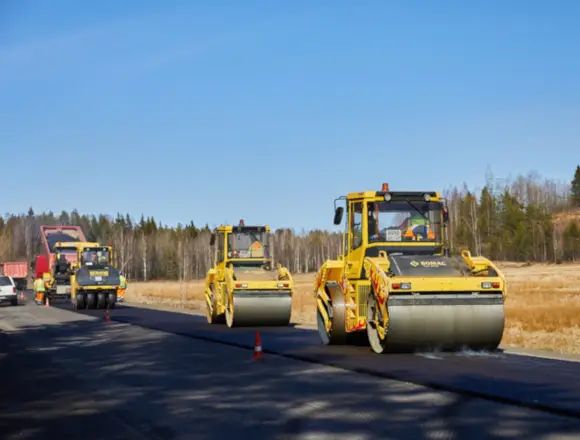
[499,262,580,354]
[126,262,580,355]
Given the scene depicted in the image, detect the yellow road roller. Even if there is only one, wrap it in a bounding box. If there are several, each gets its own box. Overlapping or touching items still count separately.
[205,222,293,327]
[67,242,121,310]
[315,184,506,353]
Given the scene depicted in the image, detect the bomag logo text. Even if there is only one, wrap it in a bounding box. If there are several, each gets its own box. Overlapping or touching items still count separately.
[409,260,447,268]
[89,270,109,277]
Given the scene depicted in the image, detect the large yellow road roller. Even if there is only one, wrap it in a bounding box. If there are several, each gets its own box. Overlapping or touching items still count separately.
[315,184,506,353]
[205,222,293,327]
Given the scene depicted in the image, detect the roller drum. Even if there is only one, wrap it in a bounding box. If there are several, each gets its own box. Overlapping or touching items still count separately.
[384,293,504,352]
[228,290,292,327]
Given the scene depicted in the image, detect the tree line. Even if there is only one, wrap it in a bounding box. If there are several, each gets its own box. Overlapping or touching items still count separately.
[447,168,580,262]
[1,167,579,280]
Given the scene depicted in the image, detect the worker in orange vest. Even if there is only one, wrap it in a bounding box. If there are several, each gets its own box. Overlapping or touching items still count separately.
[117,272,127,302]
[33,277,46,305]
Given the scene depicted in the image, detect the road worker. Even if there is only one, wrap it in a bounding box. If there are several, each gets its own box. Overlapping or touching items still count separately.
[117,272,127,302]
[34,277,46,305]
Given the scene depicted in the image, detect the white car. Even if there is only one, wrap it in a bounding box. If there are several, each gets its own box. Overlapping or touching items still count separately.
[0,276,18,306]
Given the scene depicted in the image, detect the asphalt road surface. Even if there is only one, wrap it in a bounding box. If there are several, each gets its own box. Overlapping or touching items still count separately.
[1,292,579,439]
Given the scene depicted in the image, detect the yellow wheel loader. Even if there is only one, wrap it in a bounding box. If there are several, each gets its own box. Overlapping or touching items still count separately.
[315,184,505,353]
[205,222,293,327]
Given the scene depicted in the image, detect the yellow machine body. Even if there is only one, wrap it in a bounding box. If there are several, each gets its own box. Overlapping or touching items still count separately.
[315,187,506,353]
[45,241,121,309]
[205,224,294,327]
[41,241,100,300]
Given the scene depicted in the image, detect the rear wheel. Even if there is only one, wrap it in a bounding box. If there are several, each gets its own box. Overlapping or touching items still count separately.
[75,293,86,310]
[86,292,97,309]
[225,295,235,328]
[317,309,331,344]
[206,286,224,324]
[317,283,347,345]
[97,292,107,309]
[106,292,117,309]
[367,294,388,354]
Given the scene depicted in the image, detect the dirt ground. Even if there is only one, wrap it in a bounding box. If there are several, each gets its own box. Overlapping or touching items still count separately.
[125,262,580,355]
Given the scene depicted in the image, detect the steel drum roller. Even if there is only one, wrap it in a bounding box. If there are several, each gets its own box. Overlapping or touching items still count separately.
[227,290,292,327]
[384,293,504,351]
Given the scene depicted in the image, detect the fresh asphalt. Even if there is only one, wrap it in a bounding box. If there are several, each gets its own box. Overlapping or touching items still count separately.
[0,292,579,439]
[79,296,580,418]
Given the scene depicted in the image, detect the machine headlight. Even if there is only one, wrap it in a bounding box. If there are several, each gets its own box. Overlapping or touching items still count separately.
[424,194,431,202]
[384,193,392,202]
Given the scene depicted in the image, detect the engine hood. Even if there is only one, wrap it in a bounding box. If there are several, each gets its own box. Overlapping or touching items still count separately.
[388,255,473,277]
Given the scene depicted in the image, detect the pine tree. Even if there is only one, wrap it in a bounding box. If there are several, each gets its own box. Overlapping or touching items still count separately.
[563,221,580,261]
[572,165,580,207]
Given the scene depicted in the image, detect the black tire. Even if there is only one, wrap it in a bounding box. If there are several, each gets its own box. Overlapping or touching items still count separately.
[97,292,107,309]
[75,293,86,310]
[318,282,347,345]
[86,292,97,309]
[206,303,220,324]
[367,294,387,354]
[107,292,117,309]
[225,296,235,328]
[206,286,224,324]
[317,309,331,345]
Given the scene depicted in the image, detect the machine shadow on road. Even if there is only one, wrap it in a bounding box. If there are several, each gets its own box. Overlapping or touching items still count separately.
[70,301,580,418]
[1,302,580,440]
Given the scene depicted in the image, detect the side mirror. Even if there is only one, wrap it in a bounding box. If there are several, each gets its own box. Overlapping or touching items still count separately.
[209,233,216,246]
[442,207,449,223]
[333,207,344,225]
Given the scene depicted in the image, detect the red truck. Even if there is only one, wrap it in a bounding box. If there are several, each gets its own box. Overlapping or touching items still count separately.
[35,225,87,302]
[0,261,28,290]
[36,225,87,278]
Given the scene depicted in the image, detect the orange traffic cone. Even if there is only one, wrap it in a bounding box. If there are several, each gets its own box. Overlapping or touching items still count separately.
[252,331,263,361]
[104,309,111,323]
[45,297,50,308]
[19,291,24,300]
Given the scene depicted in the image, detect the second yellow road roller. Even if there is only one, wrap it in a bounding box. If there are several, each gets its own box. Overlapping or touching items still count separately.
[315,183,506,353]
[205,221,293,327]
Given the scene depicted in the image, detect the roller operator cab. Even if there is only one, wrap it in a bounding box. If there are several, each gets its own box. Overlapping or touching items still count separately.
[69,244,121,310]
[315,184,506,353]
[205,222,294,327]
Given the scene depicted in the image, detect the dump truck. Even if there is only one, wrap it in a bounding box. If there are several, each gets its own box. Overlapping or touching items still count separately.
[205,222,293,327]
[38,225,86,269]
[1,261,28,290]
[35,225,86,302]
[315,184,506,353]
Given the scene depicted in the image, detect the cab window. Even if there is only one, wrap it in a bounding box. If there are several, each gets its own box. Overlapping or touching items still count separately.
[350,202,363,250]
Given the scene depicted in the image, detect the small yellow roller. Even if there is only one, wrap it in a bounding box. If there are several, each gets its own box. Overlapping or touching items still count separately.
[205,221,293,327]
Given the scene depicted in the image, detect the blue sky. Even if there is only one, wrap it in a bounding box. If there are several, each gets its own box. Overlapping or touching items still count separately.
[1,1,579,229]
